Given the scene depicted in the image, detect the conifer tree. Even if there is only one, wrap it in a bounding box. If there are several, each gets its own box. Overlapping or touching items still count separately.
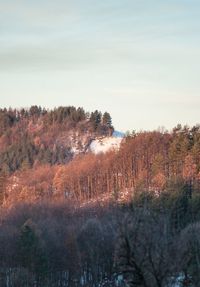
[18,219,48,284]
[102,112,113,135]
[90,110,102,131]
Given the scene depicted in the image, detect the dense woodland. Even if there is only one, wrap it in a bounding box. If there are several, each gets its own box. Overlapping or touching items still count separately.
[0,106,113,174]
[0,107,200,286]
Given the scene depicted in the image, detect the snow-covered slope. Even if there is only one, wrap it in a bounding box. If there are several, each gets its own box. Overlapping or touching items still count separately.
[89,136,123,154]
[65,130,124,156]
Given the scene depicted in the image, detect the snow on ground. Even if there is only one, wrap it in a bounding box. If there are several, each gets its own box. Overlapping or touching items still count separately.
[89,136,123,154]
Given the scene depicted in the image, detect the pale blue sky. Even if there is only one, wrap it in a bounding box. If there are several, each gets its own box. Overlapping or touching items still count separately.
[0,0,200,131]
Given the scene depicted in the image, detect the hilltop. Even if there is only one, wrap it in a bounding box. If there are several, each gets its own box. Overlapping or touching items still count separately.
[0,106,114,173]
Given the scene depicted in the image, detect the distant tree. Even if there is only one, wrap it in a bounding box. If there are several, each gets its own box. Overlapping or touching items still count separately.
[71,107,86,122]
[102,112,114,136]
[29,105,42,117]
[90,110,102,131]
[183,155,197,187]
[102,112,112,127]
[0,109,16,135]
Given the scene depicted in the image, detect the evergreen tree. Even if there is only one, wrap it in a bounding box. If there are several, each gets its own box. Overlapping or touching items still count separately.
[17,219,48,284]
[102,112,112,128]
[102,112,113,135]
[90,110,102,131]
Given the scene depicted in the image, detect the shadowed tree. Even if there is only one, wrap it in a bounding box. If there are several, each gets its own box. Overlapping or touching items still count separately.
[115,208,175,287]
[17,219,48,286]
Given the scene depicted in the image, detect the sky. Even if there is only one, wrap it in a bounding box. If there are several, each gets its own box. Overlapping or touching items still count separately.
[0,0,200,132]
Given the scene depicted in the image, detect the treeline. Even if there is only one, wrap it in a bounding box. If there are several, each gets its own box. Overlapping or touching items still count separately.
[0,106,113,133]
[0,106,113,173]
[3,124,200,205]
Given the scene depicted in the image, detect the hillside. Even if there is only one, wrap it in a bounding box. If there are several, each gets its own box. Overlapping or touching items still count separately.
[1,108,200,286]
[1,110,200,209]
[0,106,114,173]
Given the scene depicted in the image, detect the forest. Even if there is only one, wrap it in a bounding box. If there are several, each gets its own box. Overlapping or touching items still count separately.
[0,107,200,286]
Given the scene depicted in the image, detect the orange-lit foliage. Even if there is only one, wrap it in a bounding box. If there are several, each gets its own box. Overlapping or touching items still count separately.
[3,124,200,206]
[53,153,115,200]
[183,155,197,182]
[5,165,55,205]
[152,172,166,194]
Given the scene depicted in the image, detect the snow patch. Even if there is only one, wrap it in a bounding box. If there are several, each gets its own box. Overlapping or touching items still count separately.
[89,136,123,154]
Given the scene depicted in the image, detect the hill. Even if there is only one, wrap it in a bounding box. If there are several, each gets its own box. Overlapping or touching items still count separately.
[1,108,200,286]
[0,106,114,174]
[0,111,200,208]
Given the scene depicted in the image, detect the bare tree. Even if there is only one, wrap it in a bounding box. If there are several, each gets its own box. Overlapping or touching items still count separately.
[114,208,175,287]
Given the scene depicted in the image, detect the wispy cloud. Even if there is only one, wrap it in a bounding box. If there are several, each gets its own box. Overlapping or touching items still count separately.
[0,0,200,130]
